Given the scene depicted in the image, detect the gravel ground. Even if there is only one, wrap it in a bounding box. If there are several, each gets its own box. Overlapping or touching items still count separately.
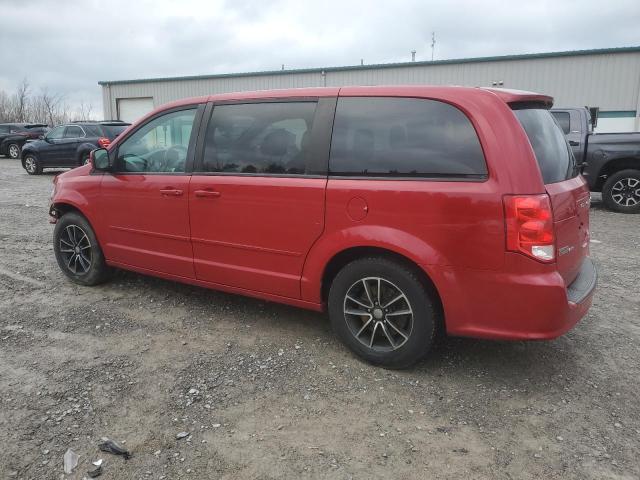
[0,156,639,480]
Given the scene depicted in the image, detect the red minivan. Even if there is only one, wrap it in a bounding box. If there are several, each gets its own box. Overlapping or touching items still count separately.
[49,86,596,368]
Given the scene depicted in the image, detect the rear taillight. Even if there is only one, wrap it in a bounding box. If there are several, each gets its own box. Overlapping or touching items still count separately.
[97,137,111,148]
[504,194,555,262]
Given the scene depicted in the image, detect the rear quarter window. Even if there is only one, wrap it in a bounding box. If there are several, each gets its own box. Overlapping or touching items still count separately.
[102,125,128,139]
[329,97,487,178]
[82,125,104,137]
[514,109,577,184]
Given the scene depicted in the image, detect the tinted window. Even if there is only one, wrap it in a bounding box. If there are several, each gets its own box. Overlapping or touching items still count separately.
[200,102,316,175]
[26,125,47,132]
[82,125,104,137]
[551,111,571,134]
[116,109,196,173]
[46,126,65,140]
[101,125,128,139]
[64,126,84,138]
[329,97,487,177]
[514,109,577,184]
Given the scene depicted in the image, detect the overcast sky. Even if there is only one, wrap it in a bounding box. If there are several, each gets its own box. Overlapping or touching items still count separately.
[1,0,639,115]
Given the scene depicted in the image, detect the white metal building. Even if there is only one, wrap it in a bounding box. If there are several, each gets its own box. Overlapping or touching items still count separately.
[100,46,640,132]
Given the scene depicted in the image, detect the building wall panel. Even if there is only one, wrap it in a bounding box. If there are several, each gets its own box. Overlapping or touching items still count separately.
[101,50,640,125]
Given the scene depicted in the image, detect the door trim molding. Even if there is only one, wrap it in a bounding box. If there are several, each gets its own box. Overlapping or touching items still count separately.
[191,236,302,257]
[109,225,190,242]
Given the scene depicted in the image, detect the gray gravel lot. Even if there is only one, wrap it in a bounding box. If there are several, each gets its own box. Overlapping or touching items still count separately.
[0,156,639,479]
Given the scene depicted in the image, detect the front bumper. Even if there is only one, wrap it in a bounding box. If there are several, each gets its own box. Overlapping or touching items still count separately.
[48,203,59,224]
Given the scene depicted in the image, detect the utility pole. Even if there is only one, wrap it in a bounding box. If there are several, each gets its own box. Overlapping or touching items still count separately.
[431,32,436,61]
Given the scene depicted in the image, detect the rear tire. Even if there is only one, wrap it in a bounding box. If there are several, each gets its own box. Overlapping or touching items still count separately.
[328,257,437,369]
[23,154,42,175]
[53,212,111,286]
[602,169,640,214]
[8,143,20,159]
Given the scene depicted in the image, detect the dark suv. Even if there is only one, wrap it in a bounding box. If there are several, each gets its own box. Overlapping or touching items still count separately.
[0,123,48,159]
[21,121,130,175]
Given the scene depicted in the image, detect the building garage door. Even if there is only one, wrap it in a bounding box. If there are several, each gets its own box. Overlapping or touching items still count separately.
[117,97,155,123]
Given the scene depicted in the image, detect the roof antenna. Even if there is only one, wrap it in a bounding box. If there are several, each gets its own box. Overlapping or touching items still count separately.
[431,32,436,61]
[411,50,416,62]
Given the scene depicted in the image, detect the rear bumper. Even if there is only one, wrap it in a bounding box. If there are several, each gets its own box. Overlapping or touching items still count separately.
[427,255,597,341]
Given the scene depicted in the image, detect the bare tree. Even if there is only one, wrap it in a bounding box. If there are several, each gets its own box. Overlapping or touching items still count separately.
[76,100,94,122]
[0,90,9,122]
[0,79,75,125]
[15,78,30,122]
[40,89,65,126]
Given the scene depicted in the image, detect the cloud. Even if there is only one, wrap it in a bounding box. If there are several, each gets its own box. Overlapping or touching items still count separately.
[1,0,638,115]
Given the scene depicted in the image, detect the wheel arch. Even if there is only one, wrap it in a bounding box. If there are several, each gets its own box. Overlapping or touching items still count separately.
[594,157,640,191]
[20,148,38,167]
[76,143,96,163]
[52,201,86,218]
[318,245,445,330]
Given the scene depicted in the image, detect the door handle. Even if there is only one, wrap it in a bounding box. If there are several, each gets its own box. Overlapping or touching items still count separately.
[568,140,580,146]
[160,188,183,196]
[194,189,221,198]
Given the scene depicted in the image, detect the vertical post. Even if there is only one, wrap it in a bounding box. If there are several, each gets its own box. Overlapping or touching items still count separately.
[431,32,436,61]
[635,73,640,131]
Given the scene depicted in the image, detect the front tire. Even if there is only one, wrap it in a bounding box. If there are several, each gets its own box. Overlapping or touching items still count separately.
[53,212,111,286]
[602,169,640,214]
[8,143,20,159]
[328,257,437,369]
[23,153,42,175]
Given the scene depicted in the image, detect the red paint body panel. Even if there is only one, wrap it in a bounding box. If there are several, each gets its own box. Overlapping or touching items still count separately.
[188,175,326,298]
[99,174,195,277]
[50,85,596,342]
[427,253,586,339]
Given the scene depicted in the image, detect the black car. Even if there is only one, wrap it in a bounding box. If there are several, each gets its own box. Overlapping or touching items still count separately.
[21,121,130,175]
[0,123,48,159]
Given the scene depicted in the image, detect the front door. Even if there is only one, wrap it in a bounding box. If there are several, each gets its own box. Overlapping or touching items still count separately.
[40,125,66,164]
[100,107,200,278]
[60,125,85,166]
[189,100,332,298]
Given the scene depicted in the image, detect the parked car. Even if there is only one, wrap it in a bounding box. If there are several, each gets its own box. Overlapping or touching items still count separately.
[20,121,130,174]
[49,86,596,368]
[551,107,640,213]
[0,123,48,159]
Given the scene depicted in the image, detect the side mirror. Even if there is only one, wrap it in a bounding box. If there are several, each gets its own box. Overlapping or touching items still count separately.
[91,148,112,171]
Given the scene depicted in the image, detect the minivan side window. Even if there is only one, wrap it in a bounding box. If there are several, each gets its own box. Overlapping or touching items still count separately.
[115,109,196,173]
[329,97,487,178]
[199,102,317,175]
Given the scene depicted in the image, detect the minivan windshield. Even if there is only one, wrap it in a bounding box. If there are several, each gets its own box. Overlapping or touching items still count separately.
[513,108,577,184]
